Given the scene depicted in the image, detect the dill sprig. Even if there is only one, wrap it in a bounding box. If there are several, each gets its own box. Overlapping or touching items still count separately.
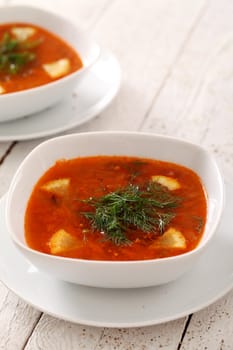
[82,182,180,245]
[0,32,42,74]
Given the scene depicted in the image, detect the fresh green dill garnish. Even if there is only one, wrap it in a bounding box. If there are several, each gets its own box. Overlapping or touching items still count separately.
[82,182,180,245]
[0,32,42,74]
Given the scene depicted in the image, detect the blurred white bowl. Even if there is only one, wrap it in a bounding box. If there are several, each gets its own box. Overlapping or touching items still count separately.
[5,132,225,288]
[0,6,100,122]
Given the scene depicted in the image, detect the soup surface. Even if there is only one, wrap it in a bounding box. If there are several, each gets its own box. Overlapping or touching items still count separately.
[25,156,207,261]
[0,22,83,94]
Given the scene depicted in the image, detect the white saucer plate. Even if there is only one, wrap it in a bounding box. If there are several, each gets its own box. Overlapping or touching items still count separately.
[0,184,233,328]
[0,49,121,141]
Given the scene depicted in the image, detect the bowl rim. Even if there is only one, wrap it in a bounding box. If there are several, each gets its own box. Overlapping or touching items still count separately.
[0,4,101,98]
[5,131,225,266]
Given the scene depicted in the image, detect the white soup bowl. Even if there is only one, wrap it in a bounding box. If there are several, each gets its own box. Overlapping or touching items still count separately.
[5,132,224,288]
[0,6,100,122]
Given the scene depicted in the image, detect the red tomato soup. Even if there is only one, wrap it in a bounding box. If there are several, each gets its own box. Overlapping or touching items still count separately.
[0,22,83,94]
[24,156,207,261]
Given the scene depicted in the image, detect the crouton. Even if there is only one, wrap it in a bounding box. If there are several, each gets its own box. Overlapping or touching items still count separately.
[150,227,186,249]
[41,178,70,196]
[49,229,81,254]
[43,58,70,79]
[151,175,181,191]
[0,85,5,94]
[11,27,36,41]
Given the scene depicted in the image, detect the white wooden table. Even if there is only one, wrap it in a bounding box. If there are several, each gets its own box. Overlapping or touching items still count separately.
[1,0,233,348]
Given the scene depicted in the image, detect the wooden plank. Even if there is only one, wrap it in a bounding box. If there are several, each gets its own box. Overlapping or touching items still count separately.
[74,0,206,133]
[142,0,233,181]
[24,314,103,350]
[93,321,187,350]
[0,143,12,166]
[0,140,39,197]
[0,282,41,350]
[180,292,233,349]
[24,317,186,350]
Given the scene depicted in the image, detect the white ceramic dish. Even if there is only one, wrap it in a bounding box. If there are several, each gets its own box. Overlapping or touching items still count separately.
[5,132,224,288]
[0,49,121,141]
[0,185,233,327]
[0,5,100,122]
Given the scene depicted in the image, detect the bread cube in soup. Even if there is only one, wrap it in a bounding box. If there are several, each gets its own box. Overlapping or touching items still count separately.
[43,58,71,79]
[49,229,81,254]
[150,227,186,249]
[41,178,70,196]
[11,27,36,41]
[151,175,180,191]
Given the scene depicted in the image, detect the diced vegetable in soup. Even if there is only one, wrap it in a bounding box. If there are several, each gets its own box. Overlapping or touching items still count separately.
[24,156,207,261]
[0,22,83,93]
